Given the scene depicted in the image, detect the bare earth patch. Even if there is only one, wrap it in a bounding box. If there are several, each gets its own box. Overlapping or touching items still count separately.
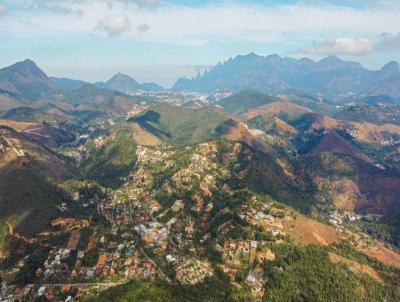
[131,123,160,146]
[361,245,400,269]
[283,214,340,245]
[0,119,39,132]
[329,252,383,283]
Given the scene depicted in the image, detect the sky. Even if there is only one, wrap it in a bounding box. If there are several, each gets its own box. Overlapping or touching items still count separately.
[0,0,400,87]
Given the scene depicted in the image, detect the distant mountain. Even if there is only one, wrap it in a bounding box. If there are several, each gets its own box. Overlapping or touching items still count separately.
[334,103,400,125]
[97,73,164,94]
[172,53,400,100]
[50,77,89,92]
[0,59,58,100]
[140,82,164,92]
[65,84,131,106]
[63,84,148,115]
[368,72,400,99]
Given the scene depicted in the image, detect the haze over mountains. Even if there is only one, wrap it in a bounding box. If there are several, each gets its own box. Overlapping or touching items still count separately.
[173,53,400,100]
[1,55,400,105]
[0,59,164,103]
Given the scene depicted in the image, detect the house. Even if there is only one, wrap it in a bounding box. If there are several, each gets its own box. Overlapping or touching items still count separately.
[171,200,184,212]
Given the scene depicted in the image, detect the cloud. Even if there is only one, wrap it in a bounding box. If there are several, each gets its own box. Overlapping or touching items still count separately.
[3,2,400,47]
[109,0,160,7]
[0,4,6,16]
[96,14,130,37]
[301,37,374,55]
[137,23,150,32]
[21,0,84,16]
[376,33,400,51]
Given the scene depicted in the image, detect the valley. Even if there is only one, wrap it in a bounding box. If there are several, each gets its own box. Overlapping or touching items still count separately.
[0,57,400,302]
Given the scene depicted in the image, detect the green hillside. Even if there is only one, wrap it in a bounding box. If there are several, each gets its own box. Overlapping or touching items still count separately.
[129,104,232,145]
[217,90,276,114]
[0,127,75,235]
[80,124,138,188]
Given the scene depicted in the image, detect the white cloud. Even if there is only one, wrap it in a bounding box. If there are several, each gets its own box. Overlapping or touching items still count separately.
[20,0,84,16]
[96,14,130,37]
[2,2,400,46]
[301,37,374,55]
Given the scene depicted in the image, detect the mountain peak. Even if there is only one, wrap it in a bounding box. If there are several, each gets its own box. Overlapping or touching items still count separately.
[314,55,363,71]
[319,55,341,64]
[380,61,400,74]
[23,58,36,65]
[107,73,139,85]
[102,72,163,93]
[0,58,56,100]
[373,61,400,86]
[12,58,42,72]
[266,54,281,60]
[114,72,129,78]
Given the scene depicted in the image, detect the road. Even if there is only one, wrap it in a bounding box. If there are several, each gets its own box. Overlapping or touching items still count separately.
[1,134,22,157]
[39,281,124,287]
[133,236,172,284]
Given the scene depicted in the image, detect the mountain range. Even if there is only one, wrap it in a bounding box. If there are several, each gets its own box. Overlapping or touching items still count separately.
[2,55,400,301]
[173,53,400,100]
[0,59,164,104]
[1,56,400,105]
[96,72,164,94]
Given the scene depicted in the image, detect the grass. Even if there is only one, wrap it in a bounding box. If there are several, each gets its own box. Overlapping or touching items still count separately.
[130,104,231,145]
[80,124,137,188]
[0,221,8,252]
[217,90,275,114]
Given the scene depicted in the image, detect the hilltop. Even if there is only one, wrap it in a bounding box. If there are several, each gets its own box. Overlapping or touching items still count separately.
[0,59,58,100]
[96,73,163,94]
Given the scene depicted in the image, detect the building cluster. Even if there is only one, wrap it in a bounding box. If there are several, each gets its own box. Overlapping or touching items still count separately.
[222,239,275,267]
[0,131,24,157]
[241,205,285,237]
[328,210,383,227]
[126,103,150,118]
[223,240,258,265]
[173,257,213,285]
[134,222,169,252]
[246,268,265,299]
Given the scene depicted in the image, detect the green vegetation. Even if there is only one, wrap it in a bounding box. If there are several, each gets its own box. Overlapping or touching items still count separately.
[80,124,137,188]
[83,269,255,302]
[0,221,8,252]
[217,90,275,114]
[130,104,231,145]
[334,104,400,126]
[0,137,74,236]
[81,250,99,267]
[351,217,400,248]
[264,244,400,302]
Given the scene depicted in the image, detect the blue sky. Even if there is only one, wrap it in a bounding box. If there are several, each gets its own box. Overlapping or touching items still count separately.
[0,0,399,87]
